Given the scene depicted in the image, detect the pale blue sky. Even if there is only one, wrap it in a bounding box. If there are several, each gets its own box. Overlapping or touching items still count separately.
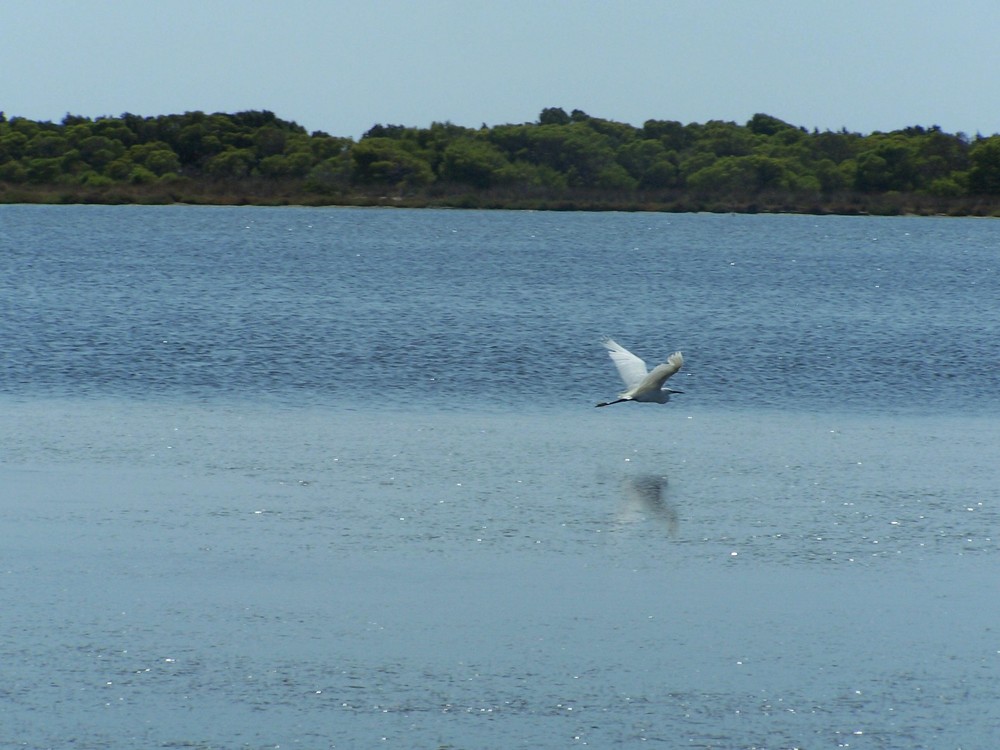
[3,0,998,139]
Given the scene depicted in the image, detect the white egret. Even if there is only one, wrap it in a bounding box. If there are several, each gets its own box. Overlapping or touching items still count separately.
[596,338,684,407]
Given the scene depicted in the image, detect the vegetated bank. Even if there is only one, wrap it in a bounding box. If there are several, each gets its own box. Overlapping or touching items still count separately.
[2,107,1000,215]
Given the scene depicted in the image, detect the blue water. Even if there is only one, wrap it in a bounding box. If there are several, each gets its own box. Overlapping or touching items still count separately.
[1,206,999,749]
[3,205,999,412]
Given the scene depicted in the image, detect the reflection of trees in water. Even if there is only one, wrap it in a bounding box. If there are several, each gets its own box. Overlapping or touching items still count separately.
[618,474,678,536]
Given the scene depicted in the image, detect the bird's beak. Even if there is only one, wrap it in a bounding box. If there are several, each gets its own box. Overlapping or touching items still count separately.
[669,389,684,394]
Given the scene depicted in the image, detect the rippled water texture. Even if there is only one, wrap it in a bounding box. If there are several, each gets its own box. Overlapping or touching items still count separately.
[2,205,999,412]
[2,207,998,749]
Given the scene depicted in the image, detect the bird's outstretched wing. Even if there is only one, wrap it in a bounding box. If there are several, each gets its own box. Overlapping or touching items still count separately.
[635,351,684,391]
[602,338,648,389]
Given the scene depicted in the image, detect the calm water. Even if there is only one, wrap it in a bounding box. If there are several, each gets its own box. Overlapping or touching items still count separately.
[1,206,998,749]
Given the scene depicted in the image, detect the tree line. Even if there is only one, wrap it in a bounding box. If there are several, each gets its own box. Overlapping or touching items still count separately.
[2,107,1000,214]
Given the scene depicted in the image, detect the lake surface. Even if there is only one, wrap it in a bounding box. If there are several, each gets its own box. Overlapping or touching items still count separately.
[1,206,998,749]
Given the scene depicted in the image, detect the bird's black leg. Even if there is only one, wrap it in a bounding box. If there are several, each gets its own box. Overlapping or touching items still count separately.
[595,398,628,408]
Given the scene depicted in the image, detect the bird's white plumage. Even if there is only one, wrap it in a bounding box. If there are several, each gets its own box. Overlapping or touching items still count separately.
[603,338,650,389]
[597,338,684,407]
[631,356,684,396]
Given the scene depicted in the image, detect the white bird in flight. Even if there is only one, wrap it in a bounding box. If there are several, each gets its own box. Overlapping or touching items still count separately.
[596,338,684,407]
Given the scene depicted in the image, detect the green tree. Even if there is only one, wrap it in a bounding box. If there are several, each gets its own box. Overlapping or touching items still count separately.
[60,148,87,177]
[286,150,315,177]
[65,122,94,146]
[927,175,966,197]
[439,139,509,187]
[677,151,716,185]
[853,137,918,192]
[8,118,43,139]
[129,142,181,176]
[91,118,136,145]
[78,171,114,187]
[253,126,287,158]
[640,158,680,189]
[747,113,797,137]
[258,154,292,177]
[205,148,256,178]
[305,156,350,193]
[104,156,137,180]
[810,129,862,164]
[617,139,669,180]
[79,135,125,170]
[913,127,968,185]
[581,115,638,147]
[350,138,434,187]
[28,134,70,158]
[0,159,27,182]
[129,165,158,184]
[594,163,638,191]
[25,157,63,182]
[538,107,571,126]
[812,158,848,193]
[0,131,29,160]
[692,120,755,157]
[498,123,619,187]
[494,161,567,190]
[176,122,224,166]
[642,119,689,152]
[967,136,1000,194]
[310,134,351,161]
[687,154,799,196]
[0,107,996,209]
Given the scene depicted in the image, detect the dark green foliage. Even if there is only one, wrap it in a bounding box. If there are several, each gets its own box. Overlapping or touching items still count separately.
[78,136,125,170]
[439,139,509,188]
[350,138,434,187]
[538,107,571,126]
[968,136,1000,194]
[206,148,256,179]
[747,113,798,137]
[0,107,997,213]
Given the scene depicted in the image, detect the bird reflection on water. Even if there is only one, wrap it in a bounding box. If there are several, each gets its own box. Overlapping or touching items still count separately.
[617,474,679,536]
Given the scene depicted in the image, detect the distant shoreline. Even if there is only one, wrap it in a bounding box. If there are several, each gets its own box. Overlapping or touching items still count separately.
[2,183,998,217]
[3,108,1000,217]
